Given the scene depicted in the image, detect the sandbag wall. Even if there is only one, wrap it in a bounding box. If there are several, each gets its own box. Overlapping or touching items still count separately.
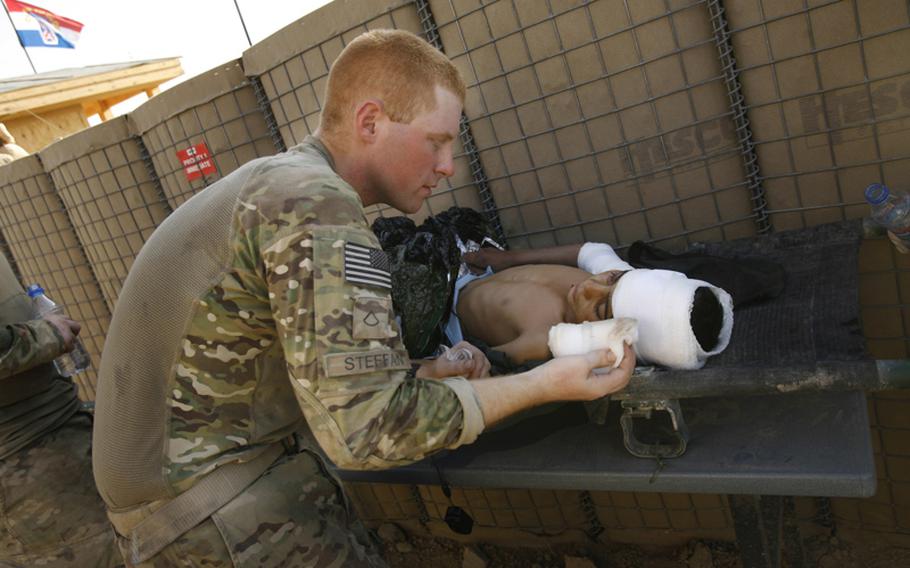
[129,60,277,209]
[0,156,111,401]
[39,116,171,312]
[242,0,485,224]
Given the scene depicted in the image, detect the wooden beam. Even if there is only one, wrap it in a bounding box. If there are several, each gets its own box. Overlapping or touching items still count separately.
[0,58,182,119]
[81,100,100,118]
[98,99,113,121]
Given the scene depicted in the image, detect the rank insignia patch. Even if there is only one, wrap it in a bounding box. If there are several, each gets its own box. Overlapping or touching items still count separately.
[344,242,392,289]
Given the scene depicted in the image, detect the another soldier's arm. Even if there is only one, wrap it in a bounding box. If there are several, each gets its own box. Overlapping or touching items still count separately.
[0,313,76,379]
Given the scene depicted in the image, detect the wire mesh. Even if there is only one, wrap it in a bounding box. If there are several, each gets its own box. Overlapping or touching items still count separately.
[39,116,172,313]
[0,226,24,285]
[129,60,278,210]
[0,156,111,401]
[346,481,736,541]
[826,235,910,539]
[726,0,910,232]
[242,0,486,226]
[429,0,758,252]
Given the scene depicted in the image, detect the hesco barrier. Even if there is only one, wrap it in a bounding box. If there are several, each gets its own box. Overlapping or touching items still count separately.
[129,59,278,210]
[0,155,110,401]
[39,116,172,312]
[242,0,484,225]
[427,0,756,250]
[725,0,910,232]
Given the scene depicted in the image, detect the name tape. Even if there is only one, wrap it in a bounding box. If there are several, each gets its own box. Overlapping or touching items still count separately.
[323,349,410,377]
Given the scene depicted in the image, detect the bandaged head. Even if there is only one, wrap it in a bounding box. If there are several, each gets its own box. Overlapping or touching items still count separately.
[610,269,733,370]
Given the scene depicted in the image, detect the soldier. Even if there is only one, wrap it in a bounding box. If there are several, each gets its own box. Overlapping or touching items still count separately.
[0,123,29,167]
[92,29,634,567]
[0,251,120,567]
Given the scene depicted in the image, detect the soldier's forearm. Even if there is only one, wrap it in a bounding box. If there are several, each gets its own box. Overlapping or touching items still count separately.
[0,320,66,379]
[469,369,550,428]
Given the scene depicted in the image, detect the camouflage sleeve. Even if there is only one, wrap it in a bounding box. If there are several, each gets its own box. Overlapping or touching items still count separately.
[250,187,484,470]
[0,319,65,379]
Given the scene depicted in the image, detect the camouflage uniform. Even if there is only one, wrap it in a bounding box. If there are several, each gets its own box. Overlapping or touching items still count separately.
[0,254,121,567]
[92,136,485,567]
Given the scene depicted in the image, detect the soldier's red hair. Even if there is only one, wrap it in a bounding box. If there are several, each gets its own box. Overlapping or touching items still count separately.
[319,29,465,144]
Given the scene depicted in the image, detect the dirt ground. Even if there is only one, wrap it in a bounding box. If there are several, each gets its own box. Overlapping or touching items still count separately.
[378,531,910,567]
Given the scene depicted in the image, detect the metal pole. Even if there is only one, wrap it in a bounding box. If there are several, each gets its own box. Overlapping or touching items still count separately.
[414,0,508,246]
[1,0,37,73]
[232,0,252,47]
[707,0,770,234]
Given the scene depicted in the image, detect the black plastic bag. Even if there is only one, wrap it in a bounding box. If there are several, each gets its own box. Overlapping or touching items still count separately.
[372,207,494,358]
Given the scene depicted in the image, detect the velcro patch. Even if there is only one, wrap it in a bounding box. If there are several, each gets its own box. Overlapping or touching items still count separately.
[353,296,395,339]
[323,349,410,378]
[344,242,391,289]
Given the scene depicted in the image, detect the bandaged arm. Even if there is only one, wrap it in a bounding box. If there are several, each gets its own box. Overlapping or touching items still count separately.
[465,244,583,272]
[577,242,633,274]
[500,242,633,273]
[468,243,631,273]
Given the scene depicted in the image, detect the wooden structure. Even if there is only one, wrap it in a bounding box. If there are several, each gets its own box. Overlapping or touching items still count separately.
[0,58,183,154]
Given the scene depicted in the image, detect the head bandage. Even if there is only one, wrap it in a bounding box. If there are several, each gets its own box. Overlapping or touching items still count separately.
[610,269,733,370]
[548,318,638,368]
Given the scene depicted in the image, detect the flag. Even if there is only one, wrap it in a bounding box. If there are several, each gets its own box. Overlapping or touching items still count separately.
[344,242,392,289]
[4,0,83,49]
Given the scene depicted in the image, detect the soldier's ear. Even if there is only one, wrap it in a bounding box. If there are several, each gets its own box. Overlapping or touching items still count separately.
[353,99,384,144]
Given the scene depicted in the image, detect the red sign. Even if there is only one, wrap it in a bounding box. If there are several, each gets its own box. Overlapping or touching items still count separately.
[176,143,217,181]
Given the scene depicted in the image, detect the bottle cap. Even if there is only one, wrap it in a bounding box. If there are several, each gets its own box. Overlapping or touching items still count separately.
[865,183,890,205]
[25,284,44,298]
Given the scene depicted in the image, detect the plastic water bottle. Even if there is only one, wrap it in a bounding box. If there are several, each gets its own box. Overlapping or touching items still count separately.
[26,284,91,376]
[865,183,910,244]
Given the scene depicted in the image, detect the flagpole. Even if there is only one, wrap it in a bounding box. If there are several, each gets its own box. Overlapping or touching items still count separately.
[232,0,252,47]
[1,0,37,73]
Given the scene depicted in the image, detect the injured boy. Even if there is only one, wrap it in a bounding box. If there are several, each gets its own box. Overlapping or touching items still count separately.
[450,242,734,370]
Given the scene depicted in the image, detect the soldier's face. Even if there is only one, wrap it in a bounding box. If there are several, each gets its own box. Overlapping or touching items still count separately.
[374,86,461,214]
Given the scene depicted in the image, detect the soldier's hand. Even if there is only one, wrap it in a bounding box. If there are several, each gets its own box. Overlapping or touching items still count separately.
[43,313,81,352]
[534,343,635,401]
[417,341,491,379]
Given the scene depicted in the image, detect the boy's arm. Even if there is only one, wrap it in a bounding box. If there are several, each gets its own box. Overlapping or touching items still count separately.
[493,329,552,365]
[464,242,632,274]
[463,244,582,273]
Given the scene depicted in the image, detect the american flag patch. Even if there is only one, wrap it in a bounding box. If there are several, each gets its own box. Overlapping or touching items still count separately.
[344,242,392,289]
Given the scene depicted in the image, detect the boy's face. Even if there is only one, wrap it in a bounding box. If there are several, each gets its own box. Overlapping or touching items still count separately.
[567,270,628,323]
[371,85,462,214]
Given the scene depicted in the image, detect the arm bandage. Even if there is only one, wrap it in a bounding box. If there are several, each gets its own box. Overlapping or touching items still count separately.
[577,242,633,274]
[548,317,638,368]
